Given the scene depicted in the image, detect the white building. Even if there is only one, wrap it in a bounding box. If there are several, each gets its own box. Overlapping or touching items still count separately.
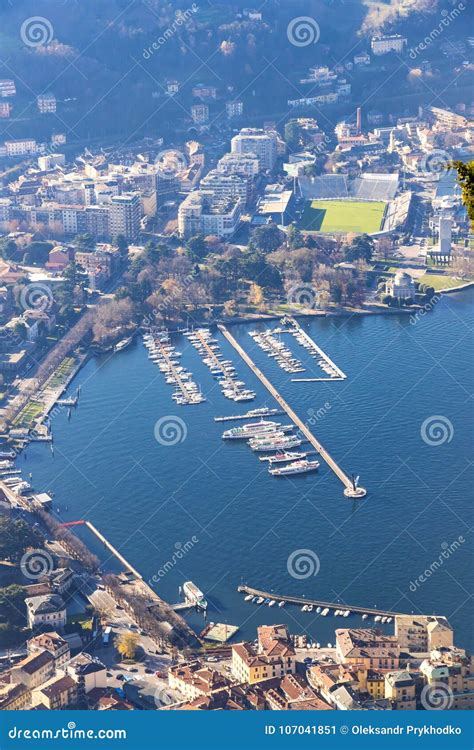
[178,191,241,239]
[371,35,407,56]
[191,103,209,125]
[38,153,66,171]
[217,152,260,178]
[37,93,57,113]
[5,139,37,157]
[386,271,416,300]
[0,79,16,97]
[200,169,249,206]
[438,216,452,255]
[226,100,243,118]
[25,594,67,630]
[231,128,277,170]
[109,192,141,241]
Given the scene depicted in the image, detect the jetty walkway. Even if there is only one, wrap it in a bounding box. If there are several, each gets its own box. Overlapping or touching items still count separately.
[218,324,366,498]
[238,585,410,618]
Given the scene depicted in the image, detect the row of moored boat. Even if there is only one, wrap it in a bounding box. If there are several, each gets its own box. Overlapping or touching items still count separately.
[143,333,205,405]
[185,329,256,403]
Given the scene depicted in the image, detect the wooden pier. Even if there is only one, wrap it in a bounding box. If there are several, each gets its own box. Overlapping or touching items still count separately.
[218,324,366,498]
[238,585,408,618]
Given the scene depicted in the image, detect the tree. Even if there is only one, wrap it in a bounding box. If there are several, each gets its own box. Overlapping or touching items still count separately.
[248,282,264,308]
[249,224,283,254]
[451,160,474,227]
[186,235,207,260]
[286,224,303,250]
[0,517,43,562]
[116,631,140,660]
[284,120,301,151]
[345,234,374,263]
[116,234,128,255]
[75,234,96,252]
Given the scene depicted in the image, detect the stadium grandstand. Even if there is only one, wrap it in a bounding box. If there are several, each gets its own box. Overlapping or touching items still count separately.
[298,172,399,201]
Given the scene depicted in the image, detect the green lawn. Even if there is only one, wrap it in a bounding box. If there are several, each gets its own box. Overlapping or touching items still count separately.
[420,274,468,291]
[300,200,386,234]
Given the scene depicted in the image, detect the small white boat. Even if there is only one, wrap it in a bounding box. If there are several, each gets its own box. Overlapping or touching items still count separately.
[278,600,285,607]
[268,600,276,607]
[244,594,253,602]
[362,614,368,620]
[374,615,381,622]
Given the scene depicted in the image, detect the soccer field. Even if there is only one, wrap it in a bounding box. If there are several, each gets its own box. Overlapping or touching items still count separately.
[300,200,386,234]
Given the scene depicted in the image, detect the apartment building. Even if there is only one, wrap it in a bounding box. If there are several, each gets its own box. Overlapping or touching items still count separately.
[231,128,277,170]
[178,191,241,238]
[200,169,249,206]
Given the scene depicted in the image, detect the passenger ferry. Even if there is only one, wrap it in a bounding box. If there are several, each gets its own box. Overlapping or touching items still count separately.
[269,459,320,476]
[182,581,207,610]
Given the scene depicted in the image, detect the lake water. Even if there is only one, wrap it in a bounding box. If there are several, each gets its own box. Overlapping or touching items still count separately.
[22,290,474,649]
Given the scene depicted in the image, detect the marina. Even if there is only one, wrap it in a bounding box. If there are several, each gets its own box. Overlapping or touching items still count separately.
[143,333,205,405]
[219,324,366,498]
[283,317,347,381]
[185,328,256,403]
[249,329,305,374]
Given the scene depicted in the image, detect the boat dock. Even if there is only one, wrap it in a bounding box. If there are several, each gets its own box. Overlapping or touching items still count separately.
[214,409,284,422]
[156,339,203,405]
[286,317,347,380]
[218,324,366,498]
[192,329,243,400]
[238,585,409,618]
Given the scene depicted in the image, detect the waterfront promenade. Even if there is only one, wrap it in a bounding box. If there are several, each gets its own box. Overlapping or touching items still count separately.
[219,324,366,498]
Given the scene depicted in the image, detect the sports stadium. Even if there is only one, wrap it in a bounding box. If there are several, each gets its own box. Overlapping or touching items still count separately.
[297,173,411,236]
